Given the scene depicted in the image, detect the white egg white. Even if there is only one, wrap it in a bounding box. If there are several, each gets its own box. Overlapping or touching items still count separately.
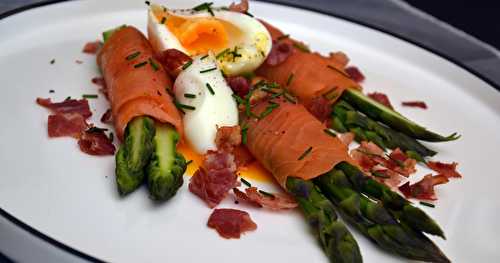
[147,4,272,76]
[174,54,238,154]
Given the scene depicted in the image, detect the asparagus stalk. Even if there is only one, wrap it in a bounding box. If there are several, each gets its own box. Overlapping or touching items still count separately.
[314,170,449,262]
[341,89,459,142]
[286,177,363,263]
[332,100,436,158]
[116,116,155,195]
[146,123,187,201]
[336,162,445,238]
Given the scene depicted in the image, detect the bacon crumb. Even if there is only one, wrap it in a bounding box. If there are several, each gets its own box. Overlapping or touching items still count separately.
[36,97,92,119]
[226,76,250,98]
[402,101,427,109]
[207,208,257,239]
[427,161,462,178]
[265,41,293,66]
[78,129,116,156]
[399,174,449,200]
[82,40,102,54]
[308,96,331,123]
[100,109,113,124]
[47,113,89,138]
[367,92,393,109]
[337,132,355,146]
[228,0,249,13]
[345,66,365,83]
[157,49,191,78]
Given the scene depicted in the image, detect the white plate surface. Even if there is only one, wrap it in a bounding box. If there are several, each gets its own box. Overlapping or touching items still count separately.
[1,0,500,262]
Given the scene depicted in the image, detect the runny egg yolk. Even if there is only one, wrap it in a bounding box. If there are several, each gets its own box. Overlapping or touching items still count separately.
[157,13,228,55]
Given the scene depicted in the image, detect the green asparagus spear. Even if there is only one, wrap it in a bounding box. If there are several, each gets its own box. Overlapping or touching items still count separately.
[146,123,187,201]
[315,170,450,262]
[341,89,459,142]
[286,177,363,263]
[336,162,445,238]
[332,100,437,158]
[115,116,155,195]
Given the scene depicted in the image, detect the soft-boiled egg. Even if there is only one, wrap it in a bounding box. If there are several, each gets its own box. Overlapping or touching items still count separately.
[174,54,238,154]
[148,3,272,76]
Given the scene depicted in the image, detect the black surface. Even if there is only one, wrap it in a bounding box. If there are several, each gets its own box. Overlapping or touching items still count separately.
[406,1,500,50]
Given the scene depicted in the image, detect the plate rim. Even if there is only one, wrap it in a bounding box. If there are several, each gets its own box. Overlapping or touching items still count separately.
[0,0,498,262]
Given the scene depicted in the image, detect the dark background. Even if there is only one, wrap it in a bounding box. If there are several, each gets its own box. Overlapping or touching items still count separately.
[406,1,500,49]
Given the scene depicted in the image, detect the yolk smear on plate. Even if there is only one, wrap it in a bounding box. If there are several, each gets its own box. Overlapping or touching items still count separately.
[177,142,275,183]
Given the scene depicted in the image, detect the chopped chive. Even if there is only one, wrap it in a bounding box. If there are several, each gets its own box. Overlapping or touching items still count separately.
[286,73,294,86]
[149,58,159,71]
[277,34,289,40]
[205,83,215,95]
[160,17,166,24]
[259,103,279,119]
[87,126,108,133]
[327,65,350,78]
[240,178,252,187]
[175,102,195,111]
[144,1,150,5]
[260,51,266,57]
[65,96,71,101]
[259,190,275,198]
[420,201,435,208]
[182,60,193,70]
[371,171,390,179]
[133,61,147,68]
[293,42,310,53]
[216,48,229,59]
[108,132,114,143]
[200,54,209,60]
[162,6,167,12]
[125,51,140,61]
[241,123,248,145]
[82,94,98,99]
[186,160,193,166]
[260,87,278,94]
[298,146,313,160]
[50,59,55,64]
[232,94,245,104]
[323,128,337,138]
[193,2,214,16]
[49,89,55,93]
[244,11,254,17]
[184,93,196,99]
[200,67,217,73]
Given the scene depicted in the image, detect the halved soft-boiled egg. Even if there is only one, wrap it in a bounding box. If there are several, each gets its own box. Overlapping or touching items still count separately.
[148,3,272,76]
[174,53,238,154]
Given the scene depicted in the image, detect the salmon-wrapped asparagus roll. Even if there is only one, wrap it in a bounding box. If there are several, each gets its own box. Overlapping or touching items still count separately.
[256,21,360,108]
[98,26,186,201]
[242,84,449,262]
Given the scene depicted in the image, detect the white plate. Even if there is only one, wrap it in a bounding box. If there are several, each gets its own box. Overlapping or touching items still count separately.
[1,0,500,262]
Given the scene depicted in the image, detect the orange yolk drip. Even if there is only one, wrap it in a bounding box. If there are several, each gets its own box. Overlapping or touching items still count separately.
[177,142,275,183]
[155,12,228,55]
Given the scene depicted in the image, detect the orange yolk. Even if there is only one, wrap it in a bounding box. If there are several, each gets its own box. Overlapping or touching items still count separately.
[160,14,228,55]
[177,142,275,183]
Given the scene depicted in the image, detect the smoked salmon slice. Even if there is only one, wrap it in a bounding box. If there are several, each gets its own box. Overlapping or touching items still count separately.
[256,21,360,108]
[97,26,182,140]
[243,97,355,187]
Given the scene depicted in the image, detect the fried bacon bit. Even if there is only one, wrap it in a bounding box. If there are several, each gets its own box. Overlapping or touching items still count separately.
[367,92,393,109]
[189,151,239,208]
[228,0,249,13]
[402,101,428,109]
[100,109,113,124]
[82,40,102,54]
[226,76,250,98]
[427,161,462,178]
[265,41,293,66]
[207,208,257,239]
[399,174,449,200]
[329,51,349,67]
[245,187,297,209]
[47,113,89,138]
[215,126,242,152]
[233,188,262,207]
[350,141,384,171]
[91,77,108,99]
[345,66,365,83]
[337,132,355,146]
[386,148,417,177]
[78,129,116,156]
[36,98,92,119]
[372,168,403,189]
[232,146,255,167]
[308,96,331,122]
[157,49,191,78]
